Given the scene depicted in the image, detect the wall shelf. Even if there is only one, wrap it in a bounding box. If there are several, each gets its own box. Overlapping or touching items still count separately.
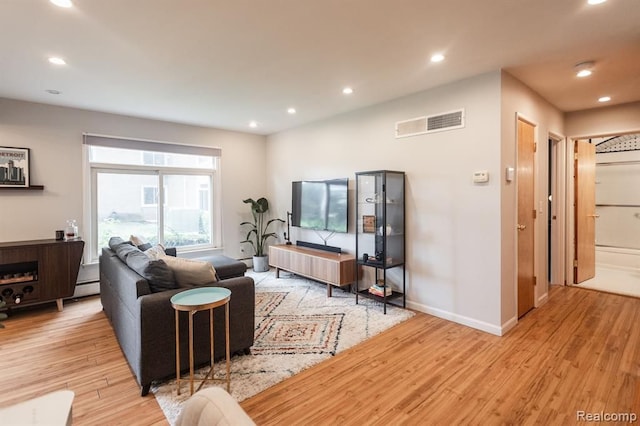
[0,185,44,190]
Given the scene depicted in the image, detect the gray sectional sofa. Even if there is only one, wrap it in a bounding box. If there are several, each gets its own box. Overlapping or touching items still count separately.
[99,238,255,396]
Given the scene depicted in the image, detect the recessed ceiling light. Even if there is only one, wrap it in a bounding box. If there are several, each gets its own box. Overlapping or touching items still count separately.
[598,96,611,102]
[45,89,61,95]
[342,87,353,95]
[430,53,445,63]
[588,0,607,5]
[574,61,594,77]
[249,121,258,128]
[287,108,296,114]
[50,0,73,7]
[48,57,66,65]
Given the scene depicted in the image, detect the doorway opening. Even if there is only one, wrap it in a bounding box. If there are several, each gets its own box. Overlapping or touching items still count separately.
[547,133,567,286]
[569,133,640,297]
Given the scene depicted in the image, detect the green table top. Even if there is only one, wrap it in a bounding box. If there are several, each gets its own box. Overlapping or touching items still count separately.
[170,287,231,307]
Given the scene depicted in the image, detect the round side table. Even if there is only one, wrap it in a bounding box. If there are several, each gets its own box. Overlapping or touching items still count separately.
[171,287,231,395]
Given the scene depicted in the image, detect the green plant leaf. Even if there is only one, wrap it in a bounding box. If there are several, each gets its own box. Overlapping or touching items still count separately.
[240,197,283,256]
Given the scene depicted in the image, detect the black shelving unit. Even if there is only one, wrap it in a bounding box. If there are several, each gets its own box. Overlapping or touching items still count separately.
[355,170,405,314]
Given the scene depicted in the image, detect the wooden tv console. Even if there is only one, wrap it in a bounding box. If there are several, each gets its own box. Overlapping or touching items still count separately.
[269,244,356,297]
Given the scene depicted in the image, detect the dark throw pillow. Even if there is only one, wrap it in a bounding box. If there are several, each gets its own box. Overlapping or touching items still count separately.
[125,250,176,292]
[137,242,153,251]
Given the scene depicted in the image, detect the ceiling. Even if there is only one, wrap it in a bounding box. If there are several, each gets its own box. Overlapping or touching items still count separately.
[1,0,639,135]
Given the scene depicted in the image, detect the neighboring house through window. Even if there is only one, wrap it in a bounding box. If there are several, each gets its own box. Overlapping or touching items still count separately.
[83,134,221,262]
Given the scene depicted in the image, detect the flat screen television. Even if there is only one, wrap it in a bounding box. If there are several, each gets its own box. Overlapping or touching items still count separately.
[291,178,348,233]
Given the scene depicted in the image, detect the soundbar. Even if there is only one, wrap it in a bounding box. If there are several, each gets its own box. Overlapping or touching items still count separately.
[296,240,342,254]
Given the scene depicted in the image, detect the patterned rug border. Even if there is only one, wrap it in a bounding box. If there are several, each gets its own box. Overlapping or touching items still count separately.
[152,269,414,424]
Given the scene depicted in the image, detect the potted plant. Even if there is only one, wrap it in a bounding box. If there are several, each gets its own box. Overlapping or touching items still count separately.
[240,197,284,272]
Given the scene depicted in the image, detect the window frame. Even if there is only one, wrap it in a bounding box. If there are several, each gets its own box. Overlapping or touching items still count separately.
[83,140,221,263]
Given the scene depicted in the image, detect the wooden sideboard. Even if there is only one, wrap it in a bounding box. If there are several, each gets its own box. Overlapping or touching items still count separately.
[0,239,84,311]
[269,244,356,296]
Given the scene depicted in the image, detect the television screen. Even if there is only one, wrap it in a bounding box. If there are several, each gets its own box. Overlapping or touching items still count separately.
[291,178,348,233]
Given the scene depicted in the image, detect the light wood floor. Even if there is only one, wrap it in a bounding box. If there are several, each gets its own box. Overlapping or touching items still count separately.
[0,297,167,425]
[1,285,638,425]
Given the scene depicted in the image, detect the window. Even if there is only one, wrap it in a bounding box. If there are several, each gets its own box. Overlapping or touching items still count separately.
[83,135,221,262]
[142,186,159,206]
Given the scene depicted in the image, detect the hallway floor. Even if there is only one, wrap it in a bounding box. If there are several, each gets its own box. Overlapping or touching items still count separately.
[578,265,640,298]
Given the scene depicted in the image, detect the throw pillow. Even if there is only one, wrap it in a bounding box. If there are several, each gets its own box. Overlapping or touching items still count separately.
[137,242,153,251]
[161,256,218,287]
[144,244,166,260]
[110,238,139,263]
[108,236,132,251]
[129,234,153,251]
[129,234,146,246]
[125,250,177,292]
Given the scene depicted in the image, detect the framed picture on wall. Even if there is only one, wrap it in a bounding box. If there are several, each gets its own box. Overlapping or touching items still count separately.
[0,147,30,187]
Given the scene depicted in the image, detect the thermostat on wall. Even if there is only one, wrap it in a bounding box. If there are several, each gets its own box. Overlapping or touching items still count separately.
[473,170,489,183]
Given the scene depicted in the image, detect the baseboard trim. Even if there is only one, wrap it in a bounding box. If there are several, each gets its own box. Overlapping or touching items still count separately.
[72,281,100,298]
[537,291,549,307]
[500,316,518,335]
[406,300,504,336]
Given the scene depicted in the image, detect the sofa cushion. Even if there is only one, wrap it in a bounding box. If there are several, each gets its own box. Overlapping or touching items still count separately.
[144,244,166,260]
[161,255,218,287]
[125,250,177,292]
[114,242,140,262]
[108,236,132,251]
[196,255,246,280]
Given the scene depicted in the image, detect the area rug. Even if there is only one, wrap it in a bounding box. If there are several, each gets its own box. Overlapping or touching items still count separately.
[151,269,414,424]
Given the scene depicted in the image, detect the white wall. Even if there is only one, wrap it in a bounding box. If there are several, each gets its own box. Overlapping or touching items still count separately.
[500,71,564,329]
[0,98,267,264]
[266,72,505,334]
[565,101,640,138]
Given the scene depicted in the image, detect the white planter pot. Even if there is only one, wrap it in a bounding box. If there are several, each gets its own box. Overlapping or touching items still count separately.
[253,255,269,272]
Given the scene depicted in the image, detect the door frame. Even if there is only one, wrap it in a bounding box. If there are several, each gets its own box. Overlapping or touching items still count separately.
[513,114,570,318]
[548,132,567,286]
[515,113,538,315]
[565,130,640,286]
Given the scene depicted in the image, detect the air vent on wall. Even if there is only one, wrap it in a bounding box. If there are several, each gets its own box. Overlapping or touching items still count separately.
[395,116,427,138]
[395,108,465,138]
[428,109,464,132]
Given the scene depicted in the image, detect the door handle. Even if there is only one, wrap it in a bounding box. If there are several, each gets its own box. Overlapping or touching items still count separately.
[588,214,600,218]
[517,224,526,231]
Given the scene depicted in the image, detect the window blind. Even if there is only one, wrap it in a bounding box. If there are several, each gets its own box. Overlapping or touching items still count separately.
[82,134,221,157]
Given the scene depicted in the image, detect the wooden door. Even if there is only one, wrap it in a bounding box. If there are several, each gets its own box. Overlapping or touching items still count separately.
[517,119,536,318]
[574,140,596,283]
